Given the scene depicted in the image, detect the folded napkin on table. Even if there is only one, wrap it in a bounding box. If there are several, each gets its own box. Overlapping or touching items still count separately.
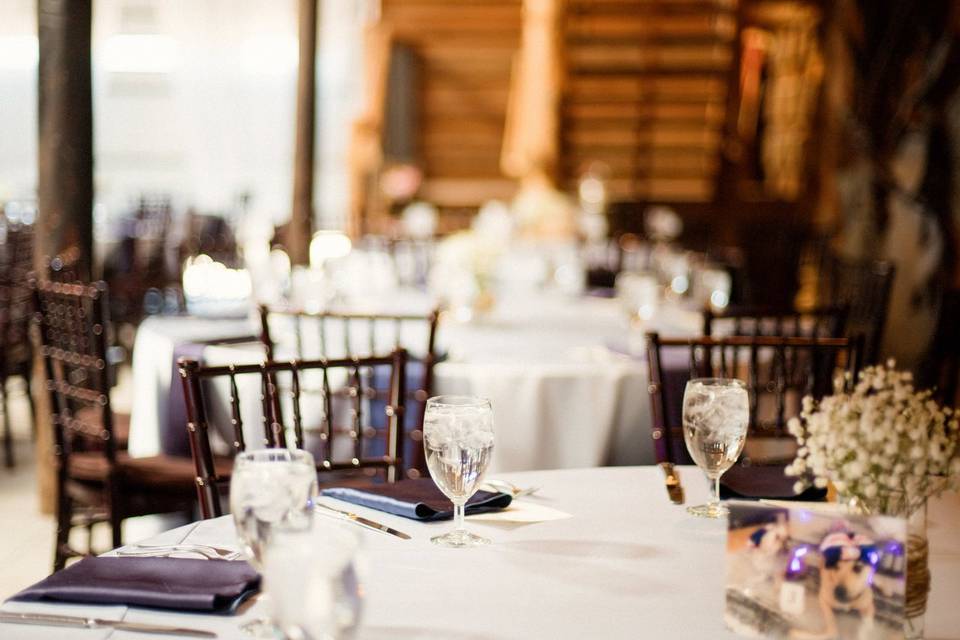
[720,464,827,501]
[321,478,512,521]
[9,556,259,613]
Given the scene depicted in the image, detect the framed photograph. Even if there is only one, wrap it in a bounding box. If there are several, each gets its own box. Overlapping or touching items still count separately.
[726,501,907,639]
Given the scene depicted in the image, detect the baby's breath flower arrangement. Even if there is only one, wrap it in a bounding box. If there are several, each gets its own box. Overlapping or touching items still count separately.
[785,361,960,516]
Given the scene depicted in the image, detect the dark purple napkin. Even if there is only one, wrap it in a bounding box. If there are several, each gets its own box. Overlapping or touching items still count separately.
[720,464,827,501]
[322,478,512,521]
[10,557,260,613]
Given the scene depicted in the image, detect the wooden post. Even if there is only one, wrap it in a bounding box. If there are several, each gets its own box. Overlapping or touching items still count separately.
[289,0,318,265]
[37,0,94,279]
[500,0,563,188]
[35,0,94,513]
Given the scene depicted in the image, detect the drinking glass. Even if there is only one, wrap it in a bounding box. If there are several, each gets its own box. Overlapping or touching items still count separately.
[423,395,495,548]
[265,519,363,640]
[230,448,318,637]
[682,378,749,518]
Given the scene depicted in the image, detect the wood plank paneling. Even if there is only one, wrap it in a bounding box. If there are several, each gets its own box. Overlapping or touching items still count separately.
[561,0,737,203]
[381,0,521,216]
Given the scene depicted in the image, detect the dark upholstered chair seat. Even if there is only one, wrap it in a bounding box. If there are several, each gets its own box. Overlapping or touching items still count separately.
[68,452,232,489]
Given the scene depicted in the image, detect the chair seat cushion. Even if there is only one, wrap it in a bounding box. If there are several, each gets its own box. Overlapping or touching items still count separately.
[68,453,233,490]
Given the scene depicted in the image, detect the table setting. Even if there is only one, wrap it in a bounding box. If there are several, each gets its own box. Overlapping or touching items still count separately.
[5,376,960,639]
[3,463,957,639]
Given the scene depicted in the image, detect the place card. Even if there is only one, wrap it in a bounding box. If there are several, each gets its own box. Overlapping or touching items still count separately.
[725,501,907,639]
[467,500,572,524]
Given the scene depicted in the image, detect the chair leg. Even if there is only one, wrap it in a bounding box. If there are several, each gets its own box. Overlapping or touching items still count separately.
[1,379,13,469]
[23,371,37,442]
[108,481,123,550]
[53,490,72,573]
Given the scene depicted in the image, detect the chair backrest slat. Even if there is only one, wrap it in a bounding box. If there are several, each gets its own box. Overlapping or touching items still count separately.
[227,368,245,452]
[321,365,333,462]
[290,363,305,448]
[351,359,363,463]
[294,315,304,360]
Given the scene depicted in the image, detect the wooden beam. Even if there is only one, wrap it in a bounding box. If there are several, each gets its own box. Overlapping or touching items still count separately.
[289,0,317,265]
[37,0,93,278]
[36,0,94,514]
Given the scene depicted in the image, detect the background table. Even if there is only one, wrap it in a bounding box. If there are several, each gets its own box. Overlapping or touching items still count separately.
[3,467,958,639]
[128,293,701,471]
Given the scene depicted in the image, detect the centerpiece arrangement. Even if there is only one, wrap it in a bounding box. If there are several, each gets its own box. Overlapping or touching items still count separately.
[785,361,960,637]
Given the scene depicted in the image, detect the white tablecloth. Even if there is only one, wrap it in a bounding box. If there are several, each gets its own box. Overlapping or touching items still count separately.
[127,294,701,471]
[127,316,258,459]
[3,467,959,639]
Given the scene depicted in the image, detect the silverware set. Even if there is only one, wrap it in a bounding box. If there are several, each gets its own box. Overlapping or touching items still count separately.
[482,478,541,498]
[116,542,243,561]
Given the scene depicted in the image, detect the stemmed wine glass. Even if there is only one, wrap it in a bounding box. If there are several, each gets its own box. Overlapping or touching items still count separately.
[423,395,495,548]
[682,378,749,518]
[230,448,318,636]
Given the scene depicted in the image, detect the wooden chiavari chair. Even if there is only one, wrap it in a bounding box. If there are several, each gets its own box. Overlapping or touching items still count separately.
[821,254,895,365]
[645,333,861,468]
[702,305,848,340]
[30,277,208,571]
[258,305,439,477]
[178,349,407,519]
[0,217,36,466]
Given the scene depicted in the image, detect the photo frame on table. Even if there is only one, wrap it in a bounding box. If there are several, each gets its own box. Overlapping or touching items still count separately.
[725,501,907,639]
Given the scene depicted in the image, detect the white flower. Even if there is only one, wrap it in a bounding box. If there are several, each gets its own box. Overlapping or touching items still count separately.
[786,360,960,514]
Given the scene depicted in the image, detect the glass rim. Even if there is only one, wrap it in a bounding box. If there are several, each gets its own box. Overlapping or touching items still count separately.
[686,377,746,389]
[425,394,491,408]
[234,448,315,465]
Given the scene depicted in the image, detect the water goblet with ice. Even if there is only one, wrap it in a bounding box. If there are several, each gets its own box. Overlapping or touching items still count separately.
[423,395,495,547]
[682,378,749,518]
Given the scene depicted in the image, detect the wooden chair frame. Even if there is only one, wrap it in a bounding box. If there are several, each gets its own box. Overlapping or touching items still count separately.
[32,277,198,571]
[258,304,438,475]
[179,349,408,519]
[645,333,861,465]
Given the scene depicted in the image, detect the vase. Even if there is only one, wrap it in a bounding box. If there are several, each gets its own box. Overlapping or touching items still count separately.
[900,501,930,640]
[838,490,929,639]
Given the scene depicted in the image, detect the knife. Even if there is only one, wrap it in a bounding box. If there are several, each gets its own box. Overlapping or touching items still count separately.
[659,462,685,505]
[314,502,412,540]
[0,612,217,637]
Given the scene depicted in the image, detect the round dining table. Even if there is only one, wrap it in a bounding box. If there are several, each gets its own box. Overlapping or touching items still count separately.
[3,466,958,639]
[126,292,702,472]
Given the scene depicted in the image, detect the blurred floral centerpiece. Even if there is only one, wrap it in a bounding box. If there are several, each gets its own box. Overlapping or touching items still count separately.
[429,204,509,319]
[785,362,960,513]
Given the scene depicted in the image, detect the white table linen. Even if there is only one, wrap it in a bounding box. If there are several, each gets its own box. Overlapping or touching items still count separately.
[127,294,701,471]
[3,467,958,639]
[127,317,257,457]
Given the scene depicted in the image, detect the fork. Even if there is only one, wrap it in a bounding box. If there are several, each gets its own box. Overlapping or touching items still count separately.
[483,478,541,498]
[117,543,242,561]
